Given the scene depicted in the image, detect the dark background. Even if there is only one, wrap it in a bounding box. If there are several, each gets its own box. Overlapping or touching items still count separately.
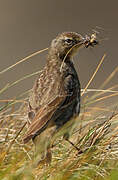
[0,0,118,104]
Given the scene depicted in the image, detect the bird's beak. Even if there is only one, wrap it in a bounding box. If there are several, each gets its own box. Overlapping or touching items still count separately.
[69,33,98,57]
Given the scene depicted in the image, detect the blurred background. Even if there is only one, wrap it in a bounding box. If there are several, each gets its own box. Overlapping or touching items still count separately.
[0,0,118,105]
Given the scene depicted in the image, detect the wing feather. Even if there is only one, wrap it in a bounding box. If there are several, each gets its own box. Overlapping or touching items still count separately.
[23,96,64,143]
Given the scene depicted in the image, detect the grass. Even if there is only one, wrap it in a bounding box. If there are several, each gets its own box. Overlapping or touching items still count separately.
[0,49,118,180]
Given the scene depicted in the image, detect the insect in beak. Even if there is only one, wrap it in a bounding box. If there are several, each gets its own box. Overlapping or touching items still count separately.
[83,33,99,48]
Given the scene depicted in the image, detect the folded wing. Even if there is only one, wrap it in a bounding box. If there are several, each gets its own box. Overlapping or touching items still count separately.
[23,95,65,143]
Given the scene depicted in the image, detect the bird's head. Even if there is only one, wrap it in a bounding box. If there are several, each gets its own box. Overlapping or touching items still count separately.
[48,32,98,60]
[49,32,84,59]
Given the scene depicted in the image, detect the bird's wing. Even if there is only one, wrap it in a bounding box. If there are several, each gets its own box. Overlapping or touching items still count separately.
[23,73,80,143]
[23,95,65,143]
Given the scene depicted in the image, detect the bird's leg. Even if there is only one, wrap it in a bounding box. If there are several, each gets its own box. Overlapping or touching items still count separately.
[66,138,83,154]
[33,147,47,168]
[33,135,49,167]
[33,126,57,167]
[34,146,52,167]
[45,147,52,164]
[35,151,52,167]
[64,133,83,154]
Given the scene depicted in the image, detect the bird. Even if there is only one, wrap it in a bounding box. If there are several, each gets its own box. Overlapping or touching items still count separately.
[23,32,98,165]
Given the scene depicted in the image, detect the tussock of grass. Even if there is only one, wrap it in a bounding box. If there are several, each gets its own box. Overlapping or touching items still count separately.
[0,50,118,180]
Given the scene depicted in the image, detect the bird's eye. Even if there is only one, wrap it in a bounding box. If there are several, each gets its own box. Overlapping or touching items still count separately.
[64,38,74,44]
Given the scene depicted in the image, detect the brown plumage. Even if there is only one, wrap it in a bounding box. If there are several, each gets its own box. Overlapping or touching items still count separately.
[23,32,98,163]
